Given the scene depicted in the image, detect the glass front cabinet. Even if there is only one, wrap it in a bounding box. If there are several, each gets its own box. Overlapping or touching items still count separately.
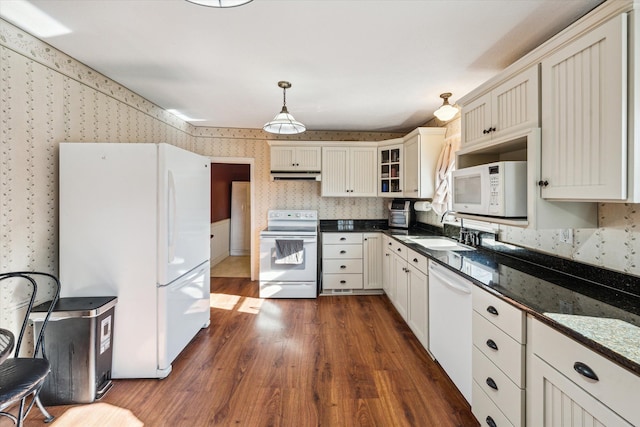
[378,141,404,196]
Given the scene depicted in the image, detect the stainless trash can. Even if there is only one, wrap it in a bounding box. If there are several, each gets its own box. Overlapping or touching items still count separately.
[30,296,117,405]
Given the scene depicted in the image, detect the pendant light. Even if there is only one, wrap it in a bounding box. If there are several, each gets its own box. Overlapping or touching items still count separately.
[263,81,306,135]
[185,0,253,8]
[433,92,459,122]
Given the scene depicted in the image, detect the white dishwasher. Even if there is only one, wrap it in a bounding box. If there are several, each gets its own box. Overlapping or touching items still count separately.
[428,260,472,403]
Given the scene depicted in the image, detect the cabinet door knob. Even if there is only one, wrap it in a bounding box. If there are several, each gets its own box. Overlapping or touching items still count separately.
[483,129,489,134]
[486,305,499,316]
[573,362,599,381]
[385,253,390,257]
[490,127,496,132]
[538,180,549,187]
[388,242,393,246]
[397,248,402,252]
[413,258,418,263]
[486,416,497,427]
[486,377,498,390]
[486,339,498,351]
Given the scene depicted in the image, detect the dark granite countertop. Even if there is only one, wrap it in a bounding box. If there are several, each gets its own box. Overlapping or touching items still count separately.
[319,220,640,376]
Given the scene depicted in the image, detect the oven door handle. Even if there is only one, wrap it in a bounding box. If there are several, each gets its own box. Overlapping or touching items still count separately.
[262,236,317,243]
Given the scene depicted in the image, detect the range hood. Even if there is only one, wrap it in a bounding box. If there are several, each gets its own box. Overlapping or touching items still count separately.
[270,171,321,181]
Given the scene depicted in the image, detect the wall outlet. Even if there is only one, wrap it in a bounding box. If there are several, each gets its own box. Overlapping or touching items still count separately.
[559,228,574,245]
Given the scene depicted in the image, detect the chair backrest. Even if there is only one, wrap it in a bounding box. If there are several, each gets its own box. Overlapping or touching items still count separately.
[0,272,60,359]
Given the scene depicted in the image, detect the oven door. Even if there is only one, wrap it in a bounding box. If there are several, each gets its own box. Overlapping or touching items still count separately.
[259,235,317,282]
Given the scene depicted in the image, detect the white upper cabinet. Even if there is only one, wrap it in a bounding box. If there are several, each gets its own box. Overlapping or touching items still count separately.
[540,14,628,201]
[378,140,404,197]
[403,128,446,199]
[462,65,539,147]
[270,146,321,171]
[321,145,377,197]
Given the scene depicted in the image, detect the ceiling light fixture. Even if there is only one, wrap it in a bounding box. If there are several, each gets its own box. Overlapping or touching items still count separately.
[263,81,306,135]
[433,92,459,122]
[185,0,253,8]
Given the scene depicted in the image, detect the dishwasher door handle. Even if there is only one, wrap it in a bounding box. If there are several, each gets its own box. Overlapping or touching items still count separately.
[429,263,471,294]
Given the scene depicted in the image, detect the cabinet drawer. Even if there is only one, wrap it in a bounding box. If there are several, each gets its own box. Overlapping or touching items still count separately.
[323,244,363,259]
[406,248,428,274]
[472,286,524,343]
[388,242,407,260]
[473,347,524,427]
[531,318,640,426]
[323,274,363,290]
[323,233,362,244]
[472,380,515,427]
[473,311,525,387]
[323,259,362,274]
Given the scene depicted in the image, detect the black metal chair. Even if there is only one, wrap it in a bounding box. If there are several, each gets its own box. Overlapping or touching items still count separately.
[0,272,60,426]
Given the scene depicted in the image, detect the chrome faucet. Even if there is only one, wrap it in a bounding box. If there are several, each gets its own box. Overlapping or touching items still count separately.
[440,209,455,223]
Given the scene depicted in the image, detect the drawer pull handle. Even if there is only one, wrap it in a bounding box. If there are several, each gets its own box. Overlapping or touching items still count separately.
[486,416,497,427]
[340,237,346,241]
[486,339,498,351]
[340,265,347,269]
[340,280,346,284]
[340,250,346,254]
[573,362,599,381]
[486,377,498,390]
[486,305,499,316]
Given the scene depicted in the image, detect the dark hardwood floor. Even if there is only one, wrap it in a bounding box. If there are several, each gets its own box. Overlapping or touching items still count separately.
[22,278,479,426]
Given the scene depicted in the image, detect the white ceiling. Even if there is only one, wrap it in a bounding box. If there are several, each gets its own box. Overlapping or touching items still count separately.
[1,0,605,132]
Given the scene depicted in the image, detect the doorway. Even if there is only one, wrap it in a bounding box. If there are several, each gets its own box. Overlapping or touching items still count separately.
[209,157,255,280]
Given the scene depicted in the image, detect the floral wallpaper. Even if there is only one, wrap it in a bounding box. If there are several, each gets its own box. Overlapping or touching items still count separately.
[0,19,398,333]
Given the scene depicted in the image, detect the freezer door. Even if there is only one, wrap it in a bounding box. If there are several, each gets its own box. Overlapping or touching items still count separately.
[157,262,210,371]
[157,144,211,285]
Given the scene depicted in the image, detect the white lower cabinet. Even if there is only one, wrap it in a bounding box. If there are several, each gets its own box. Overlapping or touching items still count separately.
[406,248,429,351]
[322,232,363,291]
[472,286,525,427]
[363,232,382,290]
[381,235,394,300]
[528,318,640,427]
[391,249,409,320]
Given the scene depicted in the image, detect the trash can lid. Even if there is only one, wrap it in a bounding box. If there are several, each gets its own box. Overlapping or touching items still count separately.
[30,296,118,320]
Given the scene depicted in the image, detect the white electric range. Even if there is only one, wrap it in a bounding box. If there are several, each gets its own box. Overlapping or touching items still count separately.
[259,210,318,298]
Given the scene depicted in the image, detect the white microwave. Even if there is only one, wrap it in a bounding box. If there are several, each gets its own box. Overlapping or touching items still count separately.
[452,161,527,218]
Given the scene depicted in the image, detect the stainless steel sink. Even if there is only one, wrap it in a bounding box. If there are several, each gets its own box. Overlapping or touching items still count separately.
[407,237,476,251]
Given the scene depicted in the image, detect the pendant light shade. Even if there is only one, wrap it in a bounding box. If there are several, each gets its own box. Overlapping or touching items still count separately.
[185,0,253,8]
[433,92,458,122]
[263,81,306,135]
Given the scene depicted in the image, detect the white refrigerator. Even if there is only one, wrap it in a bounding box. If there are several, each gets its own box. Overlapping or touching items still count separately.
[59,142,211,379]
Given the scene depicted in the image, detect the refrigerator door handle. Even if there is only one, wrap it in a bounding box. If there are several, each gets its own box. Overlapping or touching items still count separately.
[167,170,177,264]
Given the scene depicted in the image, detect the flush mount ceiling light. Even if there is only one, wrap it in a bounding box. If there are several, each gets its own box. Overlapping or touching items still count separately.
[433,92,459,122]
[185,0,253,8]
[263,81,306,135]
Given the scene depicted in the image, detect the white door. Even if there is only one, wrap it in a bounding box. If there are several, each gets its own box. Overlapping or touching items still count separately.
[157,144,211,285]
[230,181,250,256]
